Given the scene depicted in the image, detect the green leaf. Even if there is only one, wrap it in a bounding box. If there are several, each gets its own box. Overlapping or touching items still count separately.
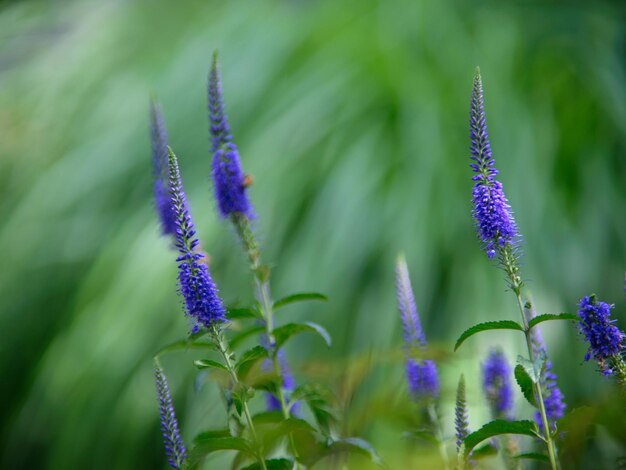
[514,364,538,407]
[188,436,253,465]
[154,339,216,357]
[273,292,328,310]
[229,325,265,349]
[240,459,294,470]
[528,313,578,330]
[260,418,317,448]
[227,307,262,320]
[404,429,439,446]
[463,420,539,457]
[193,359,228,372]
[513,452,550,462]
[454,321,524,351]
[193,428,232,443]
[290,383,336,435]
[235,345,269,376]
[273,322,331,350]
[516,351,546,384]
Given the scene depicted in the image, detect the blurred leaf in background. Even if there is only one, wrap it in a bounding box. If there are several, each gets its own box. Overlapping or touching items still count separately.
[0,0,625,468]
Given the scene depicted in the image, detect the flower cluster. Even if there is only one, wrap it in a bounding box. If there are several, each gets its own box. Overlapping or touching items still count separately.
[482,349,513,419]
[208,53,253,219]
[469,70,518,259]
[577,295,625,375]
[168,148,226,330]
[154,363,187,470]
[395,256,439,401]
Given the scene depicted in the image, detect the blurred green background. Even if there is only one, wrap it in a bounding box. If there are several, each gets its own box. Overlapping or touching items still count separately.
[1,0,626,468]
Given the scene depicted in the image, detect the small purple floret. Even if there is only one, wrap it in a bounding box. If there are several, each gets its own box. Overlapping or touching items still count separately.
[208,52,253,219]
[482,349,514,419]
[469,70,518,259]
[168,149,226,329]
[265,349,300,416]
[150,100,177,236]
[154,363,187,469]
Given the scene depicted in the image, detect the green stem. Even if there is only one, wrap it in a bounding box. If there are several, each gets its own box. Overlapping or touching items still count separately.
[427,404,450,470]
[500,245,559,470]
[212,325,268,470]
[231,214,300,467]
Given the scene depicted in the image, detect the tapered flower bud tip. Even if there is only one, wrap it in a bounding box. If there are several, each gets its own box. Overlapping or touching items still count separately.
[395,257,426,347]
[150,102,176,236]
[154,362,187,469]
[455,374,470,451]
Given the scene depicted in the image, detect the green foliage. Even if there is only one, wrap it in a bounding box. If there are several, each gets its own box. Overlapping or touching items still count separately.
[273,322,331,350]
[514,364,538,407]
[513,452,550,462]
[193,358,228,372]
[235,346,269,376]
[463,420,540,457]
[454,321,524,351]
[188,436,253,466]
[516,352,546,384]
[527,313,578,330]
[273,292,328,310]
[240,459,293,470]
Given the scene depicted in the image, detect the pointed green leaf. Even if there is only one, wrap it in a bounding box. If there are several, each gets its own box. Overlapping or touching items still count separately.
[463,420,539,457]
[274,322,331,350]
[273,292,328,310]
[318,437,382,466]
[193,359,228,372]
[229,325,265,349]
[454,321,524,352]
[528,313,578,330]
[514,364,538,407]
[241,459,294,470]
[235,345,269,376]
[193,428,232,443]
[188,436,253,465]
[404,429,439,446]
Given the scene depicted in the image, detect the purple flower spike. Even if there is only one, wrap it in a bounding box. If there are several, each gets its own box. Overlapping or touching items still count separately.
[526,304,566,430]
[482,349,514,419]
[577,295,625,376]
[168,148,226,329]
[395,255,439,401]
[455,374,469,451]
[150,100,177,236]
[154,363,187,469]
[208,52,253,219]
[469,69,518,259]
[266,349,300,416]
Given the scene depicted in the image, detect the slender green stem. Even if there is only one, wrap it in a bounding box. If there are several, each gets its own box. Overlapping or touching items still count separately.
[500,245,558,470]
[231,214,300,467]
[212,325,268,470]
[427,404,450,470]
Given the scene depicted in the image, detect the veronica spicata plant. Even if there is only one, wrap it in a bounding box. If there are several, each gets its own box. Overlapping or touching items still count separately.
[148,53,380,470]
[451,69,581,470]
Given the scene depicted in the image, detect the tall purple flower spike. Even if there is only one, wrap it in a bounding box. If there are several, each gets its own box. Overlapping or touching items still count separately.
[482,349,514,419]
[395,255,439,401]
[208,52,253,219]
[469,69,518,259]
[168,148,226,330]
[154,362,187,469]
[577,295,625,376]
[526,304,566,431]
[265,349,300,416]
[150,100,177,236]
